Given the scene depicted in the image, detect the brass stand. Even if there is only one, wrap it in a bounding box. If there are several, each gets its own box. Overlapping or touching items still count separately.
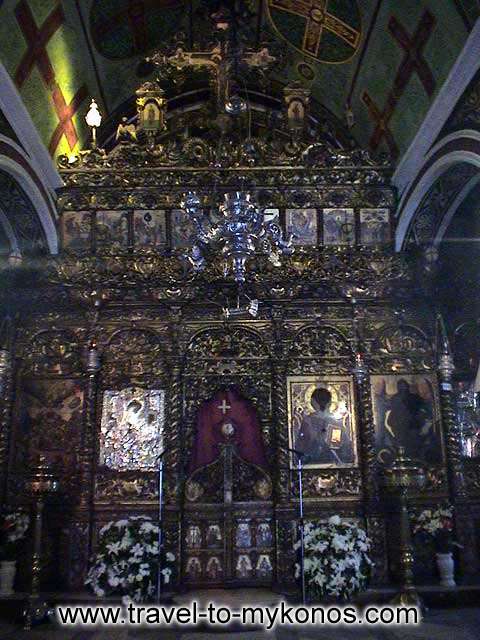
[383,448,425,609]
[23,457,60,630]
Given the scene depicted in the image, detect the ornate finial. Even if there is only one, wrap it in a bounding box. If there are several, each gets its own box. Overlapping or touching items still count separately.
[352,350,368,382]
[352,306,368,381]
[383,447,426,493]
[436,313,451,356]
[436,313,455,382]
[26,454,61,496]
[86,340,101,374]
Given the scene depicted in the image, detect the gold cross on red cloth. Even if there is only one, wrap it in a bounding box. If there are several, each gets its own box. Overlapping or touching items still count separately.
[217,399,231,415]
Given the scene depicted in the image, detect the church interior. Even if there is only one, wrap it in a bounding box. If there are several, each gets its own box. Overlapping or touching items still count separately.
[1,0,480,638]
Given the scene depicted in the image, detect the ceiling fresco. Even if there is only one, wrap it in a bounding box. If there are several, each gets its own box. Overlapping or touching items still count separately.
[266,0,362,63]
[0,0,477,159]
[90,0,186,59]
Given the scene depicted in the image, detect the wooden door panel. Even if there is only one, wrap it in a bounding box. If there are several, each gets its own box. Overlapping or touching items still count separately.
[183,443,273,587]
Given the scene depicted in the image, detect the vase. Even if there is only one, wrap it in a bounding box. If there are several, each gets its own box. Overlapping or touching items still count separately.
[435,552,456,588]
[0,560,16,596]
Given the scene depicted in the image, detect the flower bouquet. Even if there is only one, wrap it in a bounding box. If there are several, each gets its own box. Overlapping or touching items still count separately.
[412,505,460,553]
[412,504,460,587]
[86,516,175,603]
[294,515,373,601]
[0,510,30,560]
[0,509,30,595]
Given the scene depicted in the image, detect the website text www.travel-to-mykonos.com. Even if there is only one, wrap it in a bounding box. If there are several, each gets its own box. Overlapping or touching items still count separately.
[55,601,421,630]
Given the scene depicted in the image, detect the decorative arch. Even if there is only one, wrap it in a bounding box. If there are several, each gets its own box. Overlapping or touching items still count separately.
[395,131,480,249]
[102,327,167,380]
[20,328,83,375]
[185,326,270,362]
[289,324,353,359]
[0,136,59,254]
[373,324,433,357]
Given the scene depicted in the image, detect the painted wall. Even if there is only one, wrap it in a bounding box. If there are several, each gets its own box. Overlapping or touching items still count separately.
[0,0,477,160]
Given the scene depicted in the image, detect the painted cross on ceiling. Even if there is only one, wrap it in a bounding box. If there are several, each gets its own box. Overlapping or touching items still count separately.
[268,0,361,59]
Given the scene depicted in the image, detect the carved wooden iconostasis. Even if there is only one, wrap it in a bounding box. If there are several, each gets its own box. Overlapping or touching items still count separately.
[2,115,480,595]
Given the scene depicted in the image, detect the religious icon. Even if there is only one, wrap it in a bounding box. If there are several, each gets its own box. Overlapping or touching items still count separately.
[206,524,222,547]
[171,209,197,247]
[95,211,129,248]
[288,99,304,125]
[20,379,84,458]
[235,554,252,578]
[186,556,202,579]
[359,209,391,245]
[256,554,272,578]
[287,376,357,468]
[286,209,317,245]
[133,210,166,247]
[99,388,165,471]
[139,100,165,134]
[206,556,223,580]
[323,209,355,245]
[371,374,443,467]
[186,525,202,549]
[62,211,91,250]
[235,522,252,548]
[256,522,272,547]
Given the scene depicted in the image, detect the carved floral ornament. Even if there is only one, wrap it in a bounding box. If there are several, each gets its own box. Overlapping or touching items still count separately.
[289,325,353,359]
[58,137,390,172]
[41,251,412,302]
[186,327,270,360]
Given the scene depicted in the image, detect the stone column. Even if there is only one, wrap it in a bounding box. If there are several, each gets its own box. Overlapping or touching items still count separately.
[270,309,292,590]
[352,351,378,504]
[436,316,478,576]
[69,341,101,589]
[353,350,388,584]
[166,306,183,503]
[166,307,183,590]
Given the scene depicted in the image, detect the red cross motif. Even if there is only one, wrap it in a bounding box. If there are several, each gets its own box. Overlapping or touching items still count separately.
[14,0,65,89]
[127,0,148,52]
[270,0,360,57]
[362,11,436,157]
[92,0,180,52]
[48,84,88,155]
[362,92,399,158]
[389,11,436,97]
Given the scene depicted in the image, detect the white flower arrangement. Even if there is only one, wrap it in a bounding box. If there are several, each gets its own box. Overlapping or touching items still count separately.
[294,515,373,601]
[0,510,30,560]
[412,504,459,553]
[85,516,175,602]
[412,505,453,537]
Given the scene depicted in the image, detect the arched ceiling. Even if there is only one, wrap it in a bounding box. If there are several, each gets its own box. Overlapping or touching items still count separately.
[0,0,478,160]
